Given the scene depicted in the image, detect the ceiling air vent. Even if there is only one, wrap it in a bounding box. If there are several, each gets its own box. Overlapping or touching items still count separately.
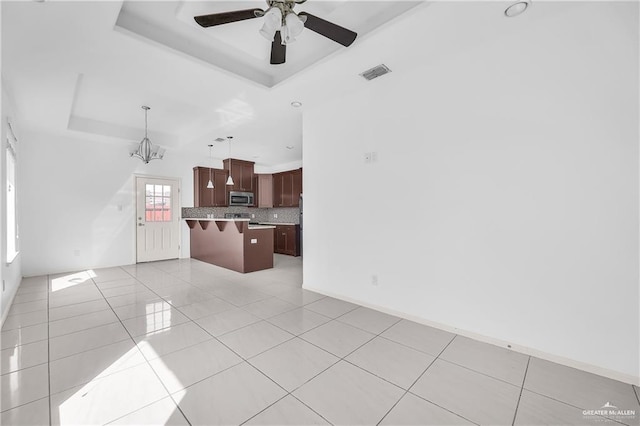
[360,64,392,81]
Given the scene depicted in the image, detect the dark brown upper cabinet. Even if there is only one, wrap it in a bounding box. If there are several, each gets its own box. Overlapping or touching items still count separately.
[223,159,255,193]
[272,168,303,207]
[257,174,274,208]
[193,167,228,207]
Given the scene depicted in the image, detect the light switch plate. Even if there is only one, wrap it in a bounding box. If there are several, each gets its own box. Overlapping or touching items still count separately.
[251,238,257,244]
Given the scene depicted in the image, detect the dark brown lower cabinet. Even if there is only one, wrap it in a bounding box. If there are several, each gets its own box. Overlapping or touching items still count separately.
[273,225,300,256]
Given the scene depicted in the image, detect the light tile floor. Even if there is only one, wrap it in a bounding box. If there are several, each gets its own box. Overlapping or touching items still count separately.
[1,255,639,425]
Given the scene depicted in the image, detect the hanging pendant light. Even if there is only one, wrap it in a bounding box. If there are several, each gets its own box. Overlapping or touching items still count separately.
[206,144,214,189]
[130,106,165,164]
[226,136,234,186]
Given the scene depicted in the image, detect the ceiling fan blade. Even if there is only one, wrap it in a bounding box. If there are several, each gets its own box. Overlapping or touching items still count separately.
[270,31,286,64]
[194,8,264,28]
[298,12,357,47]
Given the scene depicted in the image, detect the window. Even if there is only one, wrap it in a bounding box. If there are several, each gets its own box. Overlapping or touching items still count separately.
[6,121,18,263]
[145,184,172,222]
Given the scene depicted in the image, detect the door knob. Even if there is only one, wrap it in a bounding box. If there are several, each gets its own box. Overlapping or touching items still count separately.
[138,223,145,227]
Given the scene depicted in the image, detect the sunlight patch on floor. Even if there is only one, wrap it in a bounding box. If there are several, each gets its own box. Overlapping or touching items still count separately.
[57,345,183,424]
[50,271,94,292]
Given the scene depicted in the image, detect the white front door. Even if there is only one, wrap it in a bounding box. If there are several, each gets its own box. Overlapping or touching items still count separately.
[136,176,180,263]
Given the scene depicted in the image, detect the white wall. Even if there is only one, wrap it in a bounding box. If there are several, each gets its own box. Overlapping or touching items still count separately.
[18,129,200,277]
[1,85,23,324]
[303,3,639,383]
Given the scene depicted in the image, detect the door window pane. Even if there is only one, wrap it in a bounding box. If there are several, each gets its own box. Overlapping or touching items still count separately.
[144,182,172,222]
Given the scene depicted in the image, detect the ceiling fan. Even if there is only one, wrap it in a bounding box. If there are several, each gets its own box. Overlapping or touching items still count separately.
[194,0,357,65]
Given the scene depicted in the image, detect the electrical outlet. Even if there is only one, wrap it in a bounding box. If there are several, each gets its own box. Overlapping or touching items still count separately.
[251,214,255,218]
[364,152,372,163]
[273,213,278,218]
[371,275,378,287]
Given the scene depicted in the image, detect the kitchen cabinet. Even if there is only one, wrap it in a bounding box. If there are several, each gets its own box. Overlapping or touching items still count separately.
[223,159,255,192]
[257,174,273,208]
[272,173,283,207]
[272,168,303,207]
[193,167,228,207]
[273,224,300,256]
[291,168,302,204]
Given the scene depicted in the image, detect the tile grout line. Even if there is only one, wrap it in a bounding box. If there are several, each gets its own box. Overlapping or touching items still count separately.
[0,284,50,416]
[156,271,336,425]
[521,387,633,424]
[248,312,410,426]
[90,269,194,426]
[376,334,479,426]
[511,356,531,426]
[243,351,336,426]
[148,273,297,424]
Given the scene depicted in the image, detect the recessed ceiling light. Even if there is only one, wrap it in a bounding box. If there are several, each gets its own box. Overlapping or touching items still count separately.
[291,101,302,108]
[286,145,294,150]
[504,1,530,17]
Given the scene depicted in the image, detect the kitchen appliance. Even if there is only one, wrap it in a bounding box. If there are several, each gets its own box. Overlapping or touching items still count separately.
[229,191,254,206]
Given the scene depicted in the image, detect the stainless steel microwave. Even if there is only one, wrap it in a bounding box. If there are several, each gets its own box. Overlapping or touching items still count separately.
[229,191,254,206]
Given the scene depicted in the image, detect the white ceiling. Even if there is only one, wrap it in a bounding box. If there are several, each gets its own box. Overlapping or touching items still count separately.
[2,0,573,168]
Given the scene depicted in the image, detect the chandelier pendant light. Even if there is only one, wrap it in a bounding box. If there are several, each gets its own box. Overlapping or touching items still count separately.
[226,136,234,186]
[207,144,214,189]
[130,106,165,164]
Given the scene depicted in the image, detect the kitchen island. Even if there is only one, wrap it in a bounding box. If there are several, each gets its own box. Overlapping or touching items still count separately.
[185,218,276,273]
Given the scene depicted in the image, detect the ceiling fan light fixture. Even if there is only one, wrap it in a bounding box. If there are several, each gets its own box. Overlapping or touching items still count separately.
[504,1,530,17]
[193,3,357,65]
[259,7,282,41]
[282,12,305,44]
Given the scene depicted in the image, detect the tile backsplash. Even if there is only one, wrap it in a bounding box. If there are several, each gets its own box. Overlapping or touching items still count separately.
[182,206,300,224]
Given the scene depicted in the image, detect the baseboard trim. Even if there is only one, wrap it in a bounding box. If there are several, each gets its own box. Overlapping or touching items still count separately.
[303,285,640,387]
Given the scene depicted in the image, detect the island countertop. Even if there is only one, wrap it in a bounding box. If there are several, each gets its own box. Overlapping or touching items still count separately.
[183,218,275,230]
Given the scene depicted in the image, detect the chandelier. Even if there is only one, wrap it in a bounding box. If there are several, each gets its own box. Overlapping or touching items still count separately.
[130,106,165,164]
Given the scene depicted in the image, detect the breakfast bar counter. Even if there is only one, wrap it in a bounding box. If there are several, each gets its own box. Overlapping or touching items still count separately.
[185,218,276,273]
